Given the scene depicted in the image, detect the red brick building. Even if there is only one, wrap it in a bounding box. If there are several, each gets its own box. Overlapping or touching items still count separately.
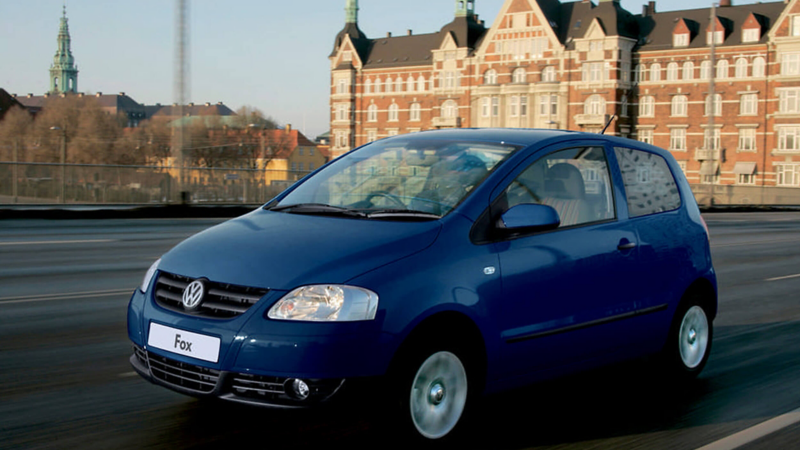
[330,0,800,189]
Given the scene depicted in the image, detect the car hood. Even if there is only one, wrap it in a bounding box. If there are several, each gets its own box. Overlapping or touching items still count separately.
[158,208,441,290]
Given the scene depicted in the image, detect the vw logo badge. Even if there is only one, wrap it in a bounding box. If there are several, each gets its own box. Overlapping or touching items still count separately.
[182,280,205,310]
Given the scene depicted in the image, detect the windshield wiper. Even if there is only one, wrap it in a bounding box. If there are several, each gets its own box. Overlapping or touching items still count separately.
[269,203,367,218]
[366,209,441,220]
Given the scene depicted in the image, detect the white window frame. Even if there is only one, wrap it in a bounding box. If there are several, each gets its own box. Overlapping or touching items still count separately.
[735,58,748,78]
[417,76,426,92]
[670,128,687,151]
[707,30,724,45]
[481,97,490,118]
[442,100,457,118]
[491,97,499,117]
[639,96,655,117]
[367,130,377,143]
[336,78,348,94]
[704,128,721,150]
[674,33,689,47]
[743,28,760,43]
[793,15,800,37]
[753,57,766,77]
[667,63,679,81]
[367,104,378,122]
[782,53,800,76]
[717,60,729,79]
[585,95,606,116]
[650,63,661,82]
[509,96,520,117]
[542,66,556,82]
[671,95,688,117]
[776,164,800,186]
[512,68,527,83]
[388,103,399,122]
[738,128,756,152]
[705,94,722,116]
[778,127,800,151]
[638,129,654,145]
[779,88,800,113]
[700,61,712,80]
[484,69,497,85]
[520,96,528,116]
[683,62,694,80]
[409,103,421,122]
[740,94,758,116]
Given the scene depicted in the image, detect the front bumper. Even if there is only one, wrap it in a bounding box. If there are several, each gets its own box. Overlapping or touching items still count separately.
[130,344,347,408]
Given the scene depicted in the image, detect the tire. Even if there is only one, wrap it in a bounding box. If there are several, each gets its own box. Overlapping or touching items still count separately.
[662,298,713,380]
[392,342,476,442]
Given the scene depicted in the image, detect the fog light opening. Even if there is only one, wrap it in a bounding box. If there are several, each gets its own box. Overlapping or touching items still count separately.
[288,378,310,400]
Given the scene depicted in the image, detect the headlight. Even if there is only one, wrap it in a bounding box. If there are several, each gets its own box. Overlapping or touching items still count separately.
[267,285,378,322]
[140,258,161,293]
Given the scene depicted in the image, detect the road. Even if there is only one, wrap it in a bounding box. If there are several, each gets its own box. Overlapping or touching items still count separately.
[1,213,799,449]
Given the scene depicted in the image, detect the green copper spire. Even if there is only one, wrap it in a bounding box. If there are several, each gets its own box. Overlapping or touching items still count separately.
[50,4,78,94]
[345,0,358,24]
[455,0,475,17]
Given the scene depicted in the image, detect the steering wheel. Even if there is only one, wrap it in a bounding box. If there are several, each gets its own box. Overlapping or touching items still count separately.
[366,190,407,208]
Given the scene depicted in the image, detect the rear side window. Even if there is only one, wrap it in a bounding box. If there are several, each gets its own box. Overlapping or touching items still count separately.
[614,147,681,218]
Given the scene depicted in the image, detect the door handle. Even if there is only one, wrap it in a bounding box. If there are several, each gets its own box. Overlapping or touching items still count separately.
[617,241,637,251]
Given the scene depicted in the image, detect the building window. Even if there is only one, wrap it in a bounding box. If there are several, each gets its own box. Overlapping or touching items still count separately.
[396,77,404,92]
[738,128,756,151]
[530,37,549,58]
[410,103,421,121]
[367,130,377,142]
[650,63,662,82]
[753,57,766,77]
[336,78,348,94]
[298,148,304,156]
[539,94,558,116]
[670,128,686,151]
[308,163,314,171]
[481,97,490,117]
[740,94,758,115]
[777,164,800,186]
[375,78,383,93]
[674,33,689,47]
[365,79,372,94]
[484,69,497,85]
[707,30,724,45]
[778,127,800,151]
[417,76,426,92]
[520,96,528,116]
[735,58,748,78]
[782,53,800,76]
[582,62,606,82]
[621,96,629,117]
[291,162,296,171]
[743,28,760,43]
[492,97,499,117]
[671,95,688,116]
[781,53,800,75]
[779,89,800,113]
[793,15,800,37]
[634,64,644,83]
[310,148,314,156]
[335,132,349,148]
[512,68,527,83]
[667,63,679,81]
[388,104,399,121]
[683,61,694,80]
[717,60,729,78]
[335,103,350,121]
[387,130,399,137]
[509,96,519,117]
[704,128,721,150]
[442,100,457,118]
[541,66,556,82]
[621,62,630,83]
[386,77,393,93]
[585,95,606,115]
[700,60,712,79]
[639,96,655,117]
[705,94,722,116]
[638,129,653,145]
[367,104,378,122]
[737,173,755,185]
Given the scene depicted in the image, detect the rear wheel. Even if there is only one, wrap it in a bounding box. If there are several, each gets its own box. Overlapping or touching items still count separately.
[662,299,713,379]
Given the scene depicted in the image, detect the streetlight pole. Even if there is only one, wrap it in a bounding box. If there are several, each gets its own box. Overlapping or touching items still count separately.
[50,126,67,203]
[707,2,718,207]
[12,139,19,203]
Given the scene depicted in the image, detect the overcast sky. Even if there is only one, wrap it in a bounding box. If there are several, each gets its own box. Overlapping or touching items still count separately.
[1,0,736,139]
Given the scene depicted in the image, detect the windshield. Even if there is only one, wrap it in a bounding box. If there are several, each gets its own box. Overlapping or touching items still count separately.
[273,138,520,217]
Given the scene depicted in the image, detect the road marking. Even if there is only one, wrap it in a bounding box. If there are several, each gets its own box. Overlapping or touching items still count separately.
[765,273,800,282]
[0,239,116,246]
[712,238,800,248]
[118,371,138,378]
[695,407,800,450]
[0,288,132,305]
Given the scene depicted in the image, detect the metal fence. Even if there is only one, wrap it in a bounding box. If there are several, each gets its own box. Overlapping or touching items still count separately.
[2,162,800,206]
[0,162,310,205]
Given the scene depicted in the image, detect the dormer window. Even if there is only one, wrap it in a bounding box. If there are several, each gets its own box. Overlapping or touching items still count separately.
[707,30,724,45]
[674,33,689,47]
[743,28,760,43]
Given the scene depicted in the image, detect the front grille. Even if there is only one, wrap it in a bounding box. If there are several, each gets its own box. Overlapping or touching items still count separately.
[154,271,268,319]
[229,373,344,404]
[133,345,148,366]
[147,351,221,393]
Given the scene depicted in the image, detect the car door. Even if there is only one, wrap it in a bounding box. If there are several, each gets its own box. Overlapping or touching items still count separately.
[489,143,643,380]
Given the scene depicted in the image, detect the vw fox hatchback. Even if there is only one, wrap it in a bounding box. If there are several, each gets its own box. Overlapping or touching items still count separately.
[128,129,716,440]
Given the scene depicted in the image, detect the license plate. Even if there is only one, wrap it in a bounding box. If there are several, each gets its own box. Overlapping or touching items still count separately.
[147,323,221,363]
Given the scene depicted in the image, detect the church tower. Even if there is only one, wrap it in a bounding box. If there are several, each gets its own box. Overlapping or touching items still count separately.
[50,5,79,94]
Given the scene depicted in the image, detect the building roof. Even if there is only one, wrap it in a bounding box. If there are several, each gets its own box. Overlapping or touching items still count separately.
[14,92,144,112]
[148,102,236,119]
[636,1,785,51]
[0,88,25,121]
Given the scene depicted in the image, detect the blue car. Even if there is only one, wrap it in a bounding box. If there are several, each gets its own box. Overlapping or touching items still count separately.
[128,129,716,441]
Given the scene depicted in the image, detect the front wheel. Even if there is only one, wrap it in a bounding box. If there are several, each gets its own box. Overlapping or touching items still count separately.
[408,350,468,440]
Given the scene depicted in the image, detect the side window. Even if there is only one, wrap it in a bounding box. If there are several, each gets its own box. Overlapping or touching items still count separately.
[504,147,615,227]
[614,147,681,218]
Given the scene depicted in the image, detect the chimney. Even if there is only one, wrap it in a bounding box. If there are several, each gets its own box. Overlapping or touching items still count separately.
[204,102,210,106]
[719,0,731,5]
[44,93,50,98]
[407,29,413,36]
[386,32,392,38]
[217,102,223,105]
[286,124,292,131]
[27,93,33,98]
[96,92,102,97]
[188,102,194,107]
[119,92,126,96]
[12,93,16,98]
[643,1,656,16]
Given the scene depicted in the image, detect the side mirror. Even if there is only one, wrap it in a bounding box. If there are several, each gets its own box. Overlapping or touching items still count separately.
[497,204,560,233]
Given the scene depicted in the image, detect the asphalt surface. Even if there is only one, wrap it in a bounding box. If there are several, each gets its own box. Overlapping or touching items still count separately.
[1,212,799,449]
